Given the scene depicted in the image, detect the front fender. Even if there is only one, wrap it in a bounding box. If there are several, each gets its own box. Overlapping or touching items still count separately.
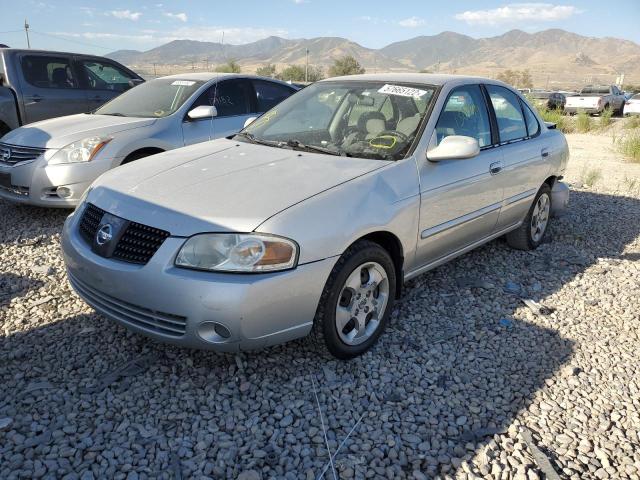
[256,158,421,271]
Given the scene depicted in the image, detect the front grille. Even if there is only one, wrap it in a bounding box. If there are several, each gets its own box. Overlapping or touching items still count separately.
[78,203,170,265]
[79,203,105,244]
[68,271,187,337]
[0,142,46,166]
[112,221,171,265]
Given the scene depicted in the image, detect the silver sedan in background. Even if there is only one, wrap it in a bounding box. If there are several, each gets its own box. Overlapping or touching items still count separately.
[62,74,570,359]
[0,73,297,207]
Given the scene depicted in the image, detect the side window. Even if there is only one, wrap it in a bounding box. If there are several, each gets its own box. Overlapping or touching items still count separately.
[21,55,77,89]
[80,59,135,92]
[253,80,295,112]
[486,85,527,143]
[213,80,251,117]
[435,84,491,147]
[521,101,540,137]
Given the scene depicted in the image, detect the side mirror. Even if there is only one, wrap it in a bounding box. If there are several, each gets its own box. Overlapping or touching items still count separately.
[188,105,218,120]
[128,78,144,88]
[427,135,480,162]
[243,116,258,128]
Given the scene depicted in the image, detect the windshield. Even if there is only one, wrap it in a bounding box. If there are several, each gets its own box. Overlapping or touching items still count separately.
[95,78,205,118]
[241,81,436,160]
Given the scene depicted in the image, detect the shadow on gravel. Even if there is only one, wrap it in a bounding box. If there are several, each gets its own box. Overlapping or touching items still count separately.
[0,273,44,304]
[1,190,639,479]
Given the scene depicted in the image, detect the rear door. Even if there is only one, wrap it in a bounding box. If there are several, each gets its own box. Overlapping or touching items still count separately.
[18,53,86,123]
[485,85,549,229]
[415,84,504,266]
[76,57,141,111]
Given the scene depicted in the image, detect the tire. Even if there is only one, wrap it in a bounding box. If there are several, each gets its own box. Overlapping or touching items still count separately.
[311,240,396,359]
[121,149,162,165]
[506,184,552,251]
[617,102,626,117]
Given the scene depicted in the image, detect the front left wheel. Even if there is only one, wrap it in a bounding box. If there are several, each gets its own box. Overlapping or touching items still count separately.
[312,240,396,359]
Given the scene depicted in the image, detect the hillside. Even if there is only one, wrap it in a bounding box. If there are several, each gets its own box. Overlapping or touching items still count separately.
[107,29,640,87]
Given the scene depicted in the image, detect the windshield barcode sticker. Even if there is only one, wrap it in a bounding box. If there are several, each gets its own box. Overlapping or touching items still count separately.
[171,80,196,86]
[378,84,427,98]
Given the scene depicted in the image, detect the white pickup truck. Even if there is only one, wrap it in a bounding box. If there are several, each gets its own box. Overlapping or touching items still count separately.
[564,85,626,116]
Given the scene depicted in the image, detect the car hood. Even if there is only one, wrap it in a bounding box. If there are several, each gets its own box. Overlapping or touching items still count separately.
[88,139,390,236]
[2,114,156,149]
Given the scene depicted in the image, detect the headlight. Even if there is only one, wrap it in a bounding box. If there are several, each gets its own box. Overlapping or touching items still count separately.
[48,136,112,165]
[175,233,298,273]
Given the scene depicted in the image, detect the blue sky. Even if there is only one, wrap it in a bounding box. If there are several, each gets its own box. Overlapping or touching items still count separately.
[1,1,639,54]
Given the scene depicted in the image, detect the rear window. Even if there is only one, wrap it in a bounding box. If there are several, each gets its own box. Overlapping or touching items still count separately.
[580,86,610,95]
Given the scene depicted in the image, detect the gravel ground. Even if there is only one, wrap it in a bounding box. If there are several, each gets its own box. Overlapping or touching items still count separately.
[1,132,639,479]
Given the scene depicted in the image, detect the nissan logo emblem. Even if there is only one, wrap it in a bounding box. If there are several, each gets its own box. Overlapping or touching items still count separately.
[1,147,10,162]
[96,224,113,245]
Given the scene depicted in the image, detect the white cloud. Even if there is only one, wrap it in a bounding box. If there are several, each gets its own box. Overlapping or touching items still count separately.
[293,0,307,3]
[455,3,580,25]
[164,12,188,22]
[108,10,143,21]
[52,26,289,48]
[398,16,426,28]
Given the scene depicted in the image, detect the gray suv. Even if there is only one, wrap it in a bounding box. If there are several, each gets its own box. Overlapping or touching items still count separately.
[0,48,143,136]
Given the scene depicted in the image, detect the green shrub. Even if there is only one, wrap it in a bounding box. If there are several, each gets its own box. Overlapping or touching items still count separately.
[599,108,613,129]
[538,108,574,134]
[576,111,592,133]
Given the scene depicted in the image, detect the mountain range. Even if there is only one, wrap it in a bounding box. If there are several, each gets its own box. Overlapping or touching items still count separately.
[107,29,640,87]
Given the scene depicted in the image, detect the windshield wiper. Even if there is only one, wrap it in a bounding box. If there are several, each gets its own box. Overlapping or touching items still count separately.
[280,139,347,157]
[233,131,281,148]
[102,112,127,117]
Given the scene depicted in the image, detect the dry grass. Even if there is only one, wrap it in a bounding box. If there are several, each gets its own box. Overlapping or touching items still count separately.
[599,108,613,129]
[581,167,602,187]
[538,108,574,133]
[624,116,640,129]
[618,130,640,163]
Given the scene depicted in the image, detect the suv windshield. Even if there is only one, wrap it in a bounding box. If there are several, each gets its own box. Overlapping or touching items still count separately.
[95,78,205,118]
[241,81,436,161]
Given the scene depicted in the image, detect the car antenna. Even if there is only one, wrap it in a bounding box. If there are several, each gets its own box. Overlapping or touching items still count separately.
[210,31,224,141]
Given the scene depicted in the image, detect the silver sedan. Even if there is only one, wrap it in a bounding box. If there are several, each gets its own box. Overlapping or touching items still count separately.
[0,73,297,207]
[62,74,570,359]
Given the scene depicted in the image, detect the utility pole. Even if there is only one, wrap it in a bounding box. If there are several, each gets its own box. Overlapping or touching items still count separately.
[204,59,209,71]
[153,63,157,77]
[24,19,31,48]
[305,48,309,83]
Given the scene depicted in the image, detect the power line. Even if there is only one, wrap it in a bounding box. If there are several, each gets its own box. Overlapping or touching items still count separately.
[30,30,114,51]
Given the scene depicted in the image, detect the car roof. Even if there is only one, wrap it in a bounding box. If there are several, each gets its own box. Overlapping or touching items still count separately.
[0,48,113,58]
[319,73,509,89]
[157,72,297,87]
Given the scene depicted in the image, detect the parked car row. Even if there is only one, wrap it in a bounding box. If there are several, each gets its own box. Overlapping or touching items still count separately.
[564,84,626,116]
[0,72,297,206]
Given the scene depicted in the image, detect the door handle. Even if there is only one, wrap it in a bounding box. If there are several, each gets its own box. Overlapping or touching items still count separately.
[541,148,550,158]
[28,95,42,103]
[489,161,502,175]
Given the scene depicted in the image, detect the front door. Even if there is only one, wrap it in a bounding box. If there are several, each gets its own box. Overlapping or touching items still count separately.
[18,54,87,124]
[415,84,504,267]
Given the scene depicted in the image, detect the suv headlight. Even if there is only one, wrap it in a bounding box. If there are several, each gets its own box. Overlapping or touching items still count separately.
[48,136,112,165]
[175,233,298,273]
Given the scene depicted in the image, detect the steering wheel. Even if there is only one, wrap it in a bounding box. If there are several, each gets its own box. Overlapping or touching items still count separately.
[369,130,409,150]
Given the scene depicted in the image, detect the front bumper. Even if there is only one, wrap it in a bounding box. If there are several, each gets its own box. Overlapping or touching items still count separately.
[61,211,337,352]
[0,157,110,208]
